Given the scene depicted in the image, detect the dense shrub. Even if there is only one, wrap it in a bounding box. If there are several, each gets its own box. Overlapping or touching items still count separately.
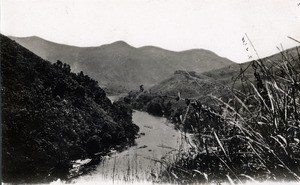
[147,99,164,116]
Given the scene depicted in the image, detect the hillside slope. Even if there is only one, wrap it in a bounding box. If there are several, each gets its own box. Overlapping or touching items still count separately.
[9,36,234,92]
[1,35,138,183]
[203,46,300,89]
[149,70,230,103]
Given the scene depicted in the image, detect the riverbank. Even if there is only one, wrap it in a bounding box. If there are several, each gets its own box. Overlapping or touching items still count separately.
[66,109,192,184]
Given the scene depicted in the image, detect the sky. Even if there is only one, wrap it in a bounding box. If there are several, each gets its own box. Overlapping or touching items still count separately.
[1,0,300,63]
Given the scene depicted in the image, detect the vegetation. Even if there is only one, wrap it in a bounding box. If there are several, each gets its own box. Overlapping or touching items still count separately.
[157,46,300,183]
[1,35,139,183]
[4,32,300,184]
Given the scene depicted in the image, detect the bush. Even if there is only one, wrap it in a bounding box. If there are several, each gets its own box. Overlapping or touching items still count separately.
[147,99,164,116]
[86,135,102,156]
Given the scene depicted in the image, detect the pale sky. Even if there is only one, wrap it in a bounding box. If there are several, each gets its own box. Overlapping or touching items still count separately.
[1,0,300,63]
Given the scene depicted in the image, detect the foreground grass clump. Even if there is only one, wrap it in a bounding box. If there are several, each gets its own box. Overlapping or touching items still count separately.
[159,47,300,184]
[1,35,139,183]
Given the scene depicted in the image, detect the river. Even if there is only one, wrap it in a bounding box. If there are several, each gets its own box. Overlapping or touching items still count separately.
[55,96,192,184]
[49,96,292,185]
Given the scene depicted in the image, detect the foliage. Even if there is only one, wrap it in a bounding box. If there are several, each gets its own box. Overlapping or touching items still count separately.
[159,46,300,183]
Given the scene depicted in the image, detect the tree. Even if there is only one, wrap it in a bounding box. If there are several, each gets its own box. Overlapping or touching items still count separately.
[140,85,144,92]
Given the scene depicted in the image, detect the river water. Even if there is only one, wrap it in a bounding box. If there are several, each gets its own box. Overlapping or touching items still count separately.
[61,96,192,184]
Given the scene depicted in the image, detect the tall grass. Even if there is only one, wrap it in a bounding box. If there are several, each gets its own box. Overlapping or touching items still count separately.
[159,45,300,184]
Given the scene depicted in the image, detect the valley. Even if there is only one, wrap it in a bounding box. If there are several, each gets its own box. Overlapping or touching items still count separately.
[2,1,300,184]
[2,34,300,184]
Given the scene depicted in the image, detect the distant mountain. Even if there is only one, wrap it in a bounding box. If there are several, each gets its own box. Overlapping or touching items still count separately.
[150,46,300,99]
[9,36,234,92]
[119,46,299,121]
[146,46,300,105]
[123,46,299,105]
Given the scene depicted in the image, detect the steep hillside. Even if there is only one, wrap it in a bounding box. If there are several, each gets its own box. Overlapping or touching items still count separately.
[9,36,234,92]
[1,35,139,183]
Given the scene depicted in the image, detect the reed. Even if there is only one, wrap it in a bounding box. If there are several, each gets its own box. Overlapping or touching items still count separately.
[159,44,300,184]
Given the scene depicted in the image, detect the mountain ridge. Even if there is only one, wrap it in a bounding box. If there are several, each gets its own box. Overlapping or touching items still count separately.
[9,35,234,55]
[9,35,235,92]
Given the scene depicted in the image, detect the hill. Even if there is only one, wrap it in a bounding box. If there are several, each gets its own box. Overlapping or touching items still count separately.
[118,69,231,122]
[119,46,300,125]
[149,70,230,103]
[152,46,300,100]
[1,35,139,183]
[9,36,234,92]
[203,46,300,89]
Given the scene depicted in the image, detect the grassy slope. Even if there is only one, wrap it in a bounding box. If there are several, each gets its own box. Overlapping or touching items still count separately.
[1,35,139,183]
[203,46,300,89]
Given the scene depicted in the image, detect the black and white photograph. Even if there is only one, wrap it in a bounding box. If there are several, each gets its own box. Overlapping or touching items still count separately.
[1,0,300,184]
